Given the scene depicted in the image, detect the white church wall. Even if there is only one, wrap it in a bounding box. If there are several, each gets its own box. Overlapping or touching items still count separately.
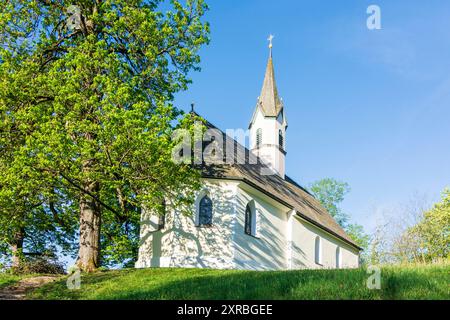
[135,202,176,268]
[290,216,360,269]
[136,178,360,271]
[136,180,239,269]
[232,185,289,270]
[340,244,360,268]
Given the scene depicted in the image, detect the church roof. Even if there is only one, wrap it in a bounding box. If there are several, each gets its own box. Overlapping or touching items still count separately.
[257,54,283,117]
[198,115,361,250]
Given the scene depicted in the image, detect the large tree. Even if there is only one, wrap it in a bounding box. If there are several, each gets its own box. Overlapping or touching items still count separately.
[309,178,369,260]
[397,189,449,263]
[369,189,449,265]
[0,0,209,271]
[0,64,78,268]
[309,178,351,227]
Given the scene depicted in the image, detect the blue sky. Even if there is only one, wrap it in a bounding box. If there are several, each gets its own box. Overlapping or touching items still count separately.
[174,0,450,232]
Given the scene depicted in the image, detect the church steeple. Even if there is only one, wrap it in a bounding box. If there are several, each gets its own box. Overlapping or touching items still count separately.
[249,36,287,179]
[257,35,283,118]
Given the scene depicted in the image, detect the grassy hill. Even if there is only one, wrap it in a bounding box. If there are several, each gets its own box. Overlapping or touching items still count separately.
[0,274,21,289]
[26,264,449,300]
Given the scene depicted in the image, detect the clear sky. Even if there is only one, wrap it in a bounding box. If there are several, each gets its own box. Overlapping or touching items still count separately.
[174,0,450,232]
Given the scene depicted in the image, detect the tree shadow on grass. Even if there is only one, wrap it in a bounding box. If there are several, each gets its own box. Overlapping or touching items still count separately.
[29,266,450,300]
[98,267,449,300]
[93,269,370,300]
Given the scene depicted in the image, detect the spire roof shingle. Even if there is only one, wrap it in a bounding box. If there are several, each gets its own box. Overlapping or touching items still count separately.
[258,55,283,117]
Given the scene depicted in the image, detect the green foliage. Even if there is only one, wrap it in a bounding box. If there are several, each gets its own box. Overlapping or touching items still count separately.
[11,256,66,275]
[0,0,210,267]
[346,223,370,262]
[346,224,369,247]
[309,178,350,227]
[369,188,449,265]
[309,178,369,259]
[404,189,450,262]
[28,264,450,300]
[0,274,21,289]
[0,137,78,265]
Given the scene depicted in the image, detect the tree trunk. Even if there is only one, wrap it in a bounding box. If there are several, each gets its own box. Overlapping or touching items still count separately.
[76,177,101,273]
[11,228,24,268]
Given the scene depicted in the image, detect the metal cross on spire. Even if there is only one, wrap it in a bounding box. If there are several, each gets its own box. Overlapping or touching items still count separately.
[267,34,274,57]
[268,34,274,48]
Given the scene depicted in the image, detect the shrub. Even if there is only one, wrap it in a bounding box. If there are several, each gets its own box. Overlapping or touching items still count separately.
[12,256,65,275]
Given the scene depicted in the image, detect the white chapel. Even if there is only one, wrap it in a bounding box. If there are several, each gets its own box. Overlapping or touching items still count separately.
[136,41,361,270]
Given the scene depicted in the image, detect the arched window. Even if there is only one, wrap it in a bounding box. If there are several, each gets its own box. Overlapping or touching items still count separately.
[336,247,342,269]
[315,236,322,265]
[278,129,284,149]
[256,128,262,148]
[245,204,255,236]
[198,195,213,226]
[244,201,257,236]
[245,204,252,235]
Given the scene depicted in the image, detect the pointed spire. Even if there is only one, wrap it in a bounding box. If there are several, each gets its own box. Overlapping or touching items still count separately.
[258,35,283,117]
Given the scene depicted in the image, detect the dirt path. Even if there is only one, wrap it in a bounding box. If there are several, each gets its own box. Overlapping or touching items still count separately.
[0,276,61,300]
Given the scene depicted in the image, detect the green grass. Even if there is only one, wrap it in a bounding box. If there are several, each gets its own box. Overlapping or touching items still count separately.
[0,273,21,289]
[28,264,450,300]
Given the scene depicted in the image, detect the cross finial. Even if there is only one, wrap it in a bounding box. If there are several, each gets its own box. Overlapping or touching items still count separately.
[190,102,195,113]
[267,34,274,57]
[268,34,274,48]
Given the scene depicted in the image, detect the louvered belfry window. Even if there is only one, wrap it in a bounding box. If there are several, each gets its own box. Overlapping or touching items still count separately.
[279,129,284,149]
[256,128,262,148]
